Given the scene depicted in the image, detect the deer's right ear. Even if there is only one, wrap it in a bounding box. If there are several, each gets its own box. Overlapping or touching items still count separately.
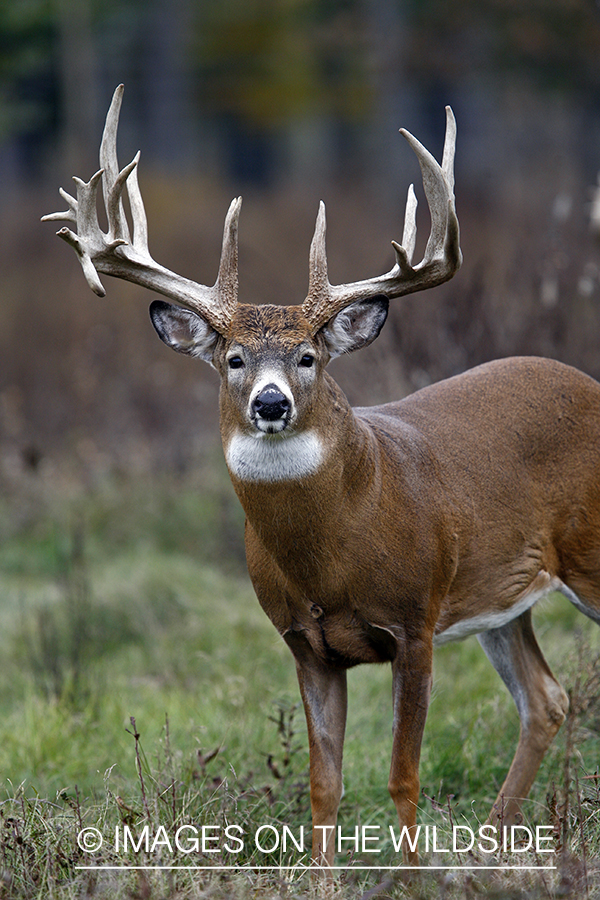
[149,300,219,365]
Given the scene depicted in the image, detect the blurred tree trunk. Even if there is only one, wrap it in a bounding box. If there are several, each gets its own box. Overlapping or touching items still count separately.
[362,0,411,210]
[139,0,194,168]
[55,0,98,175]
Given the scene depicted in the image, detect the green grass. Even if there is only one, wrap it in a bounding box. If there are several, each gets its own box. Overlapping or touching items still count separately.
[0,465,599,897]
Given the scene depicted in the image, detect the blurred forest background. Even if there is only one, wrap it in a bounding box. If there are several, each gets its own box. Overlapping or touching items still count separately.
[2,0,600,482]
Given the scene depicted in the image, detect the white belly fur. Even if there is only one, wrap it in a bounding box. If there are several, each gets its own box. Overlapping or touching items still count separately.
[433,572,565,646]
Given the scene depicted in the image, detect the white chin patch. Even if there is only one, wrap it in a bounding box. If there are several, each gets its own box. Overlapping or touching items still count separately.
[226,430,325,482]
[255,418,287,435]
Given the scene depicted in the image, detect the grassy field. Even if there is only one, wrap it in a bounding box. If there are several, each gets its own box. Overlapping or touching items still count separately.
[0,459,599,898]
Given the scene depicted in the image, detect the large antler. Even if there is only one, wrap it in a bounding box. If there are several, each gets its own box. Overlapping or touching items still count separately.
[302,107,462,332]
[42,85,240,335]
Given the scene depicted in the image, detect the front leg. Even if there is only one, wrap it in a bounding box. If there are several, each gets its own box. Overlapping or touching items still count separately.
[284,631,348,869]
[388,636,433,865]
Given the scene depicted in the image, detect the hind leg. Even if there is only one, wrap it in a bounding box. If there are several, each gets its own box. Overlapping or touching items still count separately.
[477,609,569,825]
[558,578,600,625]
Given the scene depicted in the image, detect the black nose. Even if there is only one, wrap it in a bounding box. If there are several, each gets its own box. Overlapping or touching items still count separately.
[252,384,290,421]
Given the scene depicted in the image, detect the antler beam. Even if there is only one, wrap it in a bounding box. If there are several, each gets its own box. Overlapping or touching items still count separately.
[42,85,240,335]
[302,107,462,332]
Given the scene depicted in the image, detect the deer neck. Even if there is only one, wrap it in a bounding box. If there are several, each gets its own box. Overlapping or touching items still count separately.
[222,373,379,554]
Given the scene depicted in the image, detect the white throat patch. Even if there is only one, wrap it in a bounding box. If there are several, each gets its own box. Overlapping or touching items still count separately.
[226,430,325,483]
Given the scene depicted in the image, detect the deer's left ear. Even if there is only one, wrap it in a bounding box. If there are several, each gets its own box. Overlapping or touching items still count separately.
[149,300,219,365]
[321,297,389,358]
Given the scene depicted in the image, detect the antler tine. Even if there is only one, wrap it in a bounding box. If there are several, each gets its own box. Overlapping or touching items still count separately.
[126,151,149,254]
[214,196,242,318]
[302,107,462,333]
[100,83,130,245]
[441,105,457,193]
[42,85,240,334]
[308,201,329,294]
[400,184,418,265]
[99,85,150,253]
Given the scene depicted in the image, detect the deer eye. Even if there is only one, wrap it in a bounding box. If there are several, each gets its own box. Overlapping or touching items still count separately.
[299,354,314,368]
[228,356,244,369]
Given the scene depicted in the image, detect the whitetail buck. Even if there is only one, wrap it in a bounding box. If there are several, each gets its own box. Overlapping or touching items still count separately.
[44,85,600,868]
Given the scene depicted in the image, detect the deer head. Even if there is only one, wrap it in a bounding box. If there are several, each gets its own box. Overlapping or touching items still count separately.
[43,86,460,483]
